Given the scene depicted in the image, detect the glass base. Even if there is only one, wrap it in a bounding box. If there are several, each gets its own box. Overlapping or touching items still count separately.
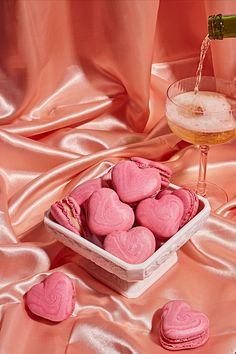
[180,181,228,211]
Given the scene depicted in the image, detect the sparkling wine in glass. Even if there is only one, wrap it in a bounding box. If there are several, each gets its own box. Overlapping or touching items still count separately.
[166,76,236,207]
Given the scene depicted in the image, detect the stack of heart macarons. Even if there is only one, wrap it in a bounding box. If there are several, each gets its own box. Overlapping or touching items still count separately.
[24,275,211,348]
[50,157,199,264]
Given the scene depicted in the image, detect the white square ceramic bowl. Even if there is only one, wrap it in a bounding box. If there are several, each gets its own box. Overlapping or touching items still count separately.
[44,183,211,297]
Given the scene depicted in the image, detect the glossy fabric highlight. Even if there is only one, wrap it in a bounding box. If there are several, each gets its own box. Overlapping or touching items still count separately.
[0,0,236,353]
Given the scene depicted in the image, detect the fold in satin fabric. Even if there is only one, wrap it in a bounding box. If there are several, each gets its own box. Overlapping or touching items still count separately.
[0,1,236,353]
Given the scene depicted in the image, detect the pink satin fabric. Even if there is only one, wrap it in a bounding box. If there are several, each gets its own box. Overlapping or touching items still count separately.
[0,0,236,353]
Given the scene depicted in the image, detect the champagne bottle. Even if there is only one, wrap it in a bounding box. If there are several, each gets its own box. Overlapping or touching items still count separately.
[208,14,236,39]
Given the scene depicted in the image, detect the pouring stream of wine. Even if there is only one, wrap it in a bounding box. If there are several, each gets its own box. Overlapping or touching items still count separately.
[189,35,211,113]
[194,35,211,94]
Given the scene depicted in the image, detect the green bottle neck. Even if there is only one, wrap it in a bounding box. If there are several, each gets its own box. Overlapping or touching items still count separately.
[208,14,236,40]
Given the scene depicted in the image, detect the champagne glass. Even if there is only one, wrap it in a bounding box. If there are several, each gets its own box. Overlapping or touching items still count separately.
[166,76,236,208]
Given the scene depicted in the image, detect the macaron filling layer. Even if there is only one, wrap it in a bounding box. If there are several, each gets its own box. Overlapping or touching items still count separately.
[160,327,209,350]
[51,197,82,234]
[62,202,82,232]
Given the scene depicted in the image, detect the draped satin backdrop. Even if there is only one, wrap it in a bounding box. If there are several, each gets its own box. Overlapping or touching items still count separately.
[0,0,236,353]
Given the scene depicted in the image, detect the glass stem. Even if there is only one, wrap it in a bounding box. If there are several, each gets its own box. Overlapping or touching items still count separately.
[196,145,209,196]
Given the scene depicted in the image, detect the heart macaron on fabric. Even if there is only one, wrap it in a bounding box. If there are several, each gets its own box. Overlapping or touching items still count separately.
[111,160,162,203]
[159,300,209,351]
[25,272,75,322]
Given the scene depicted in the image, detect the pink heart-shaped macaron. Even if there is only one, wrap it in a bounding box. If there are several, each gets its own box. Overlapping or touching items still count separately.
[69,178,103,206]
[86,188,135,236]
[111,160,161,203]
[104,226,156,264]
[136,194,184,239]
[172,188,199,227]
[160,300,209,350]
[50,196,82,235]
[131,157,173,188]
[25,272,75,322]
